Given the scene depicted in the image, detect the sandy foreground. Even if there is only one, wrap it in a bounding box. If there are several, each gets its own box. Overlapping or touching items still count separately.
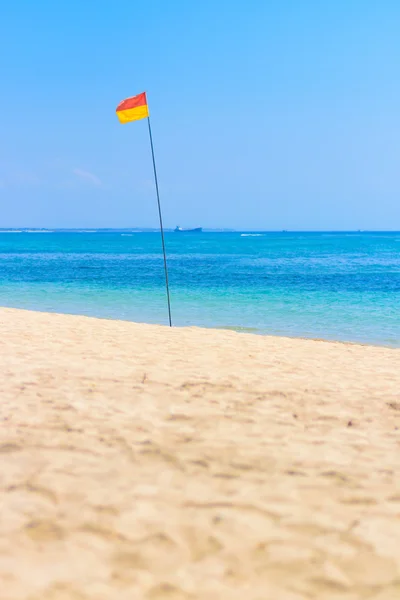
[1,308,400,600]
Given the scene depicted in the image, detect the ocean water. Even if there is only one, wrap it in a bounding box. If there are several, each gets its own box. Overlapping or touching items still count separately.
[0,230,399,346]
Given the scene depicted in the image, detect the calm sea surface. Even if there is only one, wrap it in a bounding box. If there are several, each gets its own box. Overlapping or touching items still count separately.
[0,230,399,346]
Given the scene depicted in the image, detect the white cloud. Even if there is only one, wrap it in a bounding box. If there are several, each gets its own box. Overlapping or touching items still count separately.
[73,168,102,187]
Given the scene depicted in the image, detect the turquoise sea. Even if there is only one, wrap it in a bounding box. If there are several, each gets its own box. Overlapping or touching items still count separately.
[0,230,399,347]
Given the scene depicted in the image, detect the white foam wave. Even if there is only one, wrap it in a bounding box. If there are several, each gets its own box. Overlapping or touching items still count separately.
[241,233,264,237]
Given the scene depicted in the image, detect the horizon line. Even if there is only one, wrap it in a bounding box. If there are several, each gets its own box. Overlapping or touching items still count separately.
[1,228,400,233]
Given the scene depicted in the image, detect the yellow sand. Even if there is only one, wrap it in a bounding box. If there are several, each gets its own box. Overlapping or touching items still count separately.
[1,307,400,600]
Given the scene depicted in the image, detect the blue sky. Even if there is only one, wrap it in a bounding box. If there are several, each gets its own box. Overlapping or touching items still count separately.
[1,1,400,230]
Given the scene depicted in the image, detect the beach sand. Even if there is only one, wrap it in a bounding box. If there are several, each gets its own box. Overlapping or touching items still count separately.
[1,307,400,600]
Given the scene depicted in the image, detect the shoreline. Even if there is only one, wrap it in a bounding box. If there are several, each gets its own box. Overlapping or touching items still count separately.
[1,307,400,599]
[1,305,398,350]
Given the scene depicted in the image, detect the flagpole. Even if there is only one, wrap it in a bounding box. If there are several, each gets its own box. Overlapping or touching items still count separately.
[147,116,172,327]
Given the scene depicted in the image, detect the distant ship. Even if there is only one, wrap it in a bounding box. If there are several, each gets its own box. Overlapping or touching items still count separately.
[174,226,202,233]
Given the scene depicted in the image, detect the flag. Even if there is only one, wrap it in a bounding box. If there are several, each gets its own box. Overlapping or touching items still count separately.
[116,92,149,124]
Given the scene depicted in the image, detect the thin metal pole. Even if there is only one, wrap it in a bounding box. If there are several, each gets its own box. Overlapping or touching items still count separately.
[147,116,172,327]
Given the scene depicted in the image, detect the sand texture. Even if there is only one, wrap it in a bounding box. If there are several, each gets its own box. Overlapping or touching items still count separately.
[1,307,400,600]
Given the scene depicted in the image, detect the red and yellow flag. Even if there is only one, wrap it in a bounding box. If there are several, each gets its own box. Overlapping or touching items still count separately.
[116,92,149,124]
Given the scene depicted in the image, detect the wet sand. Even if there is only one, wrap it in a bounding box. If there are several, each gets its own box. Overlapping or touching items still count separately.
[1,307,400,599]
